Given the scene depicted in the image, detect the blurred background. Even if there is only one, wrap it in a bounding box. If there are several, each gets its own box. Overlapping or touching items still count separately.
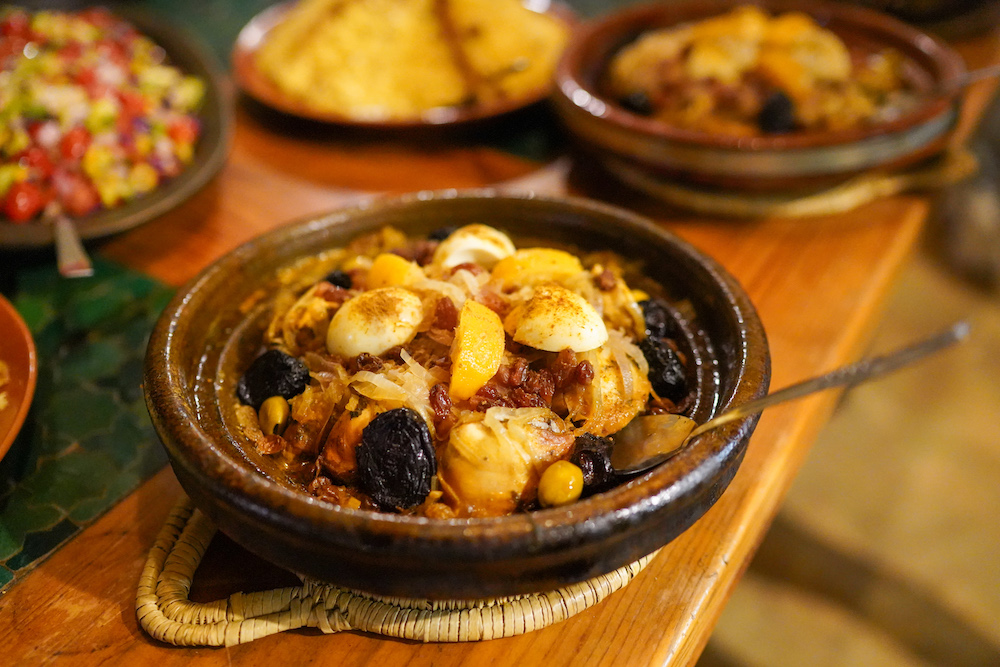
[701,87,1000,666]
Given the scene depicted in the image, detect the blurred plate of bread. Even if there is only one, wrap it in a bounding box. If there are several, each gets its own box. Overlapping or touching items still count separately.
[233,0,574,127]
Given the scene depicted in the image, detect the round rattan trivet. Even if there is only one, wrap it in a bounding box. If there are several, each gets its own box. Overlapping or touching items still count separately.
[136,495,654,647]
[605,148,978,219]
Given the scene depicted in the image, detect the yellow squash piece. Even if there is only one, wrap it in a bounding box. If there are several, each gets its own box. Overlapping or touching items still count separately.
[450,299,505,400]
[490,247,584,287]
[367,252,424,289]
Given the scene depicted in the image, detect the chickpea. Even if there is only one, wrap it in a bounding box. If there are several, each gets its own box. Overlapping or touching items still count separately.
[537,460,584,508]
[258,395,290,436]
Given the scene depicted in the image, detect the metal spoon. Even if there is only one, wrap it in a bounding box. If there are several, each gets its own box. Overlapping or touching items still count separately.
[610,321,970,474]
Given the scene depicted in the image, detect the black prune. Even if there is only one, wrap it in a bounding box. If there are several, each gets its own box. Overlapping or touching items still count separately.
[758,91,797,134]
[427,226,458,242]
[570,433,616,494]
[356,408,436,511]
[640,337,688,403]
[237,349,310,410]
[324,269,352,289]
[620,91,654,116]
[639,298,679,340]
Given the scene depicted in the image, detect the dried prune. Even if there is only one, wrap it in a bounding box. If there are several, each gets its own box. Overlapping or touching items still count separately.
[427,225,458,242]
[640,337,688,403]
[639,298,679,340]
[237,349,310,410]
[356,408,436,511]
[758,91,796,134]
[620,91,654,116]
[570,433,616,494]
[324,269,352,289]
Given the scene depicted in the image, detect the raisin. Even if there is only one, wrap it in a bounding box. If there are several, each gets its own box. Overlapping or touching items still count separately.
[640,337,688,403]
[427,225,458,242]
[570,433,616,494]
[356,408,436,511]
[595,269,616,291]
[432,296,459,330]
[324,269,352,289]
[237,349,310,410]
[639,298,679,340]
[620,91,654,115]
[758,91,797,134]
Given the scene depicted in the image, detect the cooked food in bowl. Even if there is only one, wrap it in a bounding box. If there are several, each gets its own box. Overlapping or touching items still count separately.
[233,223,694,518]
[144,193,769,598]
[604,4,915,136]
[0,6,206,224]
[252,0,570,121]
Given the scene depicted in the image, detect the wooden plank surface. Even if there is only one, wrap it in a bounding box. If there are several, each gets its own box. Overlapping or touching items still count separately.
[2,23,999,667]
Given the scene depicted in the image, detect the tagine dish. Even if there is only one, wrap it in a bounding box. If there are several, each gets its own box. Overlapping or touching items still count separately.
[604,4,917,137]
[551,0,965,189]
[144,192,768,598]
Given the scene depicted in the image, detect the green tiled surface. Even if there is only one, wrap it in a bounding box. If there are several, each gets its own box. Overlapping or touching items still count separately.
[0,260,173,591]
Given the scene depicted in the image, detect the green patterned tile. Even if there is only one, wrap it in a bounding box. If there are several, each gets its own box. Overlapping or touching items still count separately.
[0,258,173,591]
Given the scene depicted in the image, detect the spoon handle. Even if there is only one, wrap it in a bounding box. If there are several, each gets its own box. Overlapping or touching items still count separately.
[53,214,94,278]
[689,321,970,438]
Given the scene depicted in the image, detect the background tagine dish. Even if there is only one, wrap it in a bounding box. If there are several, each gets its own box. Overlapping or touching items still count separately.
[604,4,916,137]
[232,222,694,519]
[144,193,769,599]
[551,0,965,189]
[237,0,571,125]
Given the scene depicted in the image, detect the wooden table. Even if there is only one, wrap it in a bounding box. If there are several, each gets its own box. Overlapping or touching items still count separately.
[3,21,999,667]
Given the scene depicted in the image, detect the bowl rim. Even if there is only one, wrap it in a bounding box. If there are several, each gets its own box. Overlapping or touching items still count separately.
[145,190,770,574]
[553,0,967,152]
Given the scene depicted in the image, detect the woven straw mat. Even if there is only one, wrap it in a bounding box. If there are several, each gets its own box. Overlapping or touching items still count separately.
[136,495,653,647]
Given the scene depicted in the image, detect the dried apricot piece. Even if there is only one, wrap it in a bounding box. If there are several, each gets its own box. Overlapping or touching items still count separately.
[449,299,505,400]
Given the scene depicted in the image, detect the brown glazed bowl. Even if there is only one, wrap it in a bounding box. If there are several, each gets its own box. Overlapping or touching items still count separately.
[551,0,967,191]
[0,294,37,461]
[144,191,770,599]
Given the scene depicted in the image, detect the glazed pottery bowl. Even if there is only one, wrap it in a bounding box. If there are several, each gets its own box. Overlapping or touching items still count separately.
[0,294,37,461]
[551,0,966,191]
[144,191,770,599]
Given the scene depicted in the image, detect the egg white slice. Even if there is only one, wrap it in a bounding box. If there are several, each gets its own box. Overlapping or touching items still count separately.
[326,287,424,358]
[512,284,608,352]
[430,224,516,272]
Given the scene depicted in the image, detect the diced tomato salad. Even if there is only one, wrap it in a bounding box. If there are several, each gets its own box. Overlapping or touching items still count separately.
[0,6,205,223]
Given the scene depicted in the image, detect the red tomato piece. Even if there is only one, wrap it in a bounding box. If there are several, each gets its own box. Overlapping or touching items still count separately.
[78,7,117,30]
[0,9,30,38]
[19,146,55,179]
[3,181,46,223]
[53,170,100,217]
[167,117,199,145]
[60,126,92,162]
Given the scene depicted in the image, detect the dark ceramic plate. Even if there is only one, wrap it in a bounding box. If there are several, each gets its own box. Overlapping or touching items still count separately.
[551,0,966,191]
[0,294,36,461]
[144,191,770,600]
[232,1,575,129]
[0,8,232,249]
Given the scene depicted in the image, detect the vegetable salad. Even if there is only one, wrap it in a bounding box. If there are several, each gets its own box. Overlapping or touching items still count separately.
[0,6,204,223]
